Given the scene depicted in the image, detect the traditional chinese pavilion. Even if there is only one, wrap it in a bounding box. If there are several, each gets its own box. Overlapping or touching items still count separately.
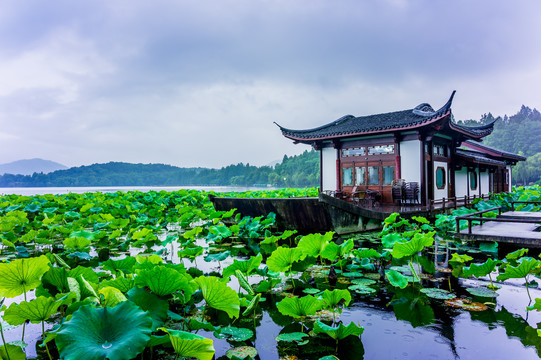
[276,91,525,206]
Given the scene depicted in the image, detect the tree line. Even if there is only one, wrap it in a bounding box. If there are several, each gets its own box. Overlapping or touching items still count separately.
[0,150,320,188]
[458,105,541,185]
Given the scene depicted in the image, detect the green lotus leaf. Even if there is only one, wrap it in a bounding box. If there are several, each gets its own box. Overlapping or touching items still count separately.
[203,251,231,263]
[276,295,324,319]
[3,296,61,325]
[420,288,456,300]
[98,287,127,307]
[64,211,81,220]
[319,356,340,360]
[527,298,541,312]
[350,278,377,286]
[383,212,400,225]
[42,266,69,294]
[187,318,216,332]
[338,239,354,257]
[320,242,340,261]
[479,241,498,253]
[497,257,541,282]
[214,326,253,342]
[147,334,171,348]
[449,253,473,265]
[391,232,434,259]
[24,203,41,213]
[127,287,169,330]
[506,248,529,261]
[303,288,321,294]
[223,254,263,278]
[234,270,254,295]
[255,279,281,293]
[195,276,240,319]
[100,277,135,293]
[342,272,364,278]
[297,232,333,258]
[348,285,377,295]
[69,266,100,283]
[226,346,257,360]
[209,224,232,238]
[267,246,304,273]
[77,275,100,302]
[0,255,50,298]
[381,233,402,248]
[52,253,70,269]
[101,257,137,274]
[0,344,26,360]
[313,320,364,340]
[386,270,409,289]
[178,246,204,259]
[462,258,499,278]
[132,228,155,241]
[56,302,153,360]
[321,289,352,308]
[160,328,215,360]
[67,277,81,302]
[242,293,262,317]
[275,332,309,345]
[135,254,163,265]
[135,266,196,298]
[465,287,499,298]
[1,239,14,248]
[69,230,96,240]
[354,248,381,259]
[67,252,92,261]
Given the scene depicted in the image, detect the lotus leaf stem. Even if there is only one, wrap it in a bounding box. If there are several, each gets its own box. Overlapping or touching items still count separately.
[525,276,532,303]
[0,320,11,360]
[42,320,52,360]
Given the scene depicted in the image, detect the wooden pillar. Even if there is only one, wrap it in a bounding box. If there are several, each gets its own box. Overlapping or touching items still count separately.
[394,133,401,179]
[420,136,426,206]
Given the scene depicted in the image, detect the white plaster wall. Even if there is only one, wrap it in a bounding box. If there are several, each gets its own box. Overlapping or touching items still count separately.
[433,161,448,200]
[400,140,421,183]
[400,140,421,202]
[455,168,469,198]
[321,147,337,192]
[480,171,489,196]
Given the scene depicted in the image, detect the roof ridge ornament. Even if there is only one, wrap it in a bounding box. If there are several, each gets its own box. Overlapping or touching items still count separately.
[412,103,436,116]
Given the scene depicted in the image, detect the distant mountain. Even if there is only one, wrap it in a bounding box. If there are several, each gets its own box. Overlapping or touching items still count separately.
[0,158,68,176]
[0,150,319,187]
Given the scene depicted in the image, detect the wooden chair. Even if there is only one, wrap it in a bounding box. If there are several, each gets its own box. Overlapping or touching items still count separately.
[404,182,419,204]
[365,189,382,207]
[392,179,405,205]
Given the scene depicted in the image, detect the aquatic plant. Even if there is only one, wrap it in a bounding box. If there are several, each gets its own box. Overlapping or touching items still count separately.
[56,302,153,360]
[160,328,215,360]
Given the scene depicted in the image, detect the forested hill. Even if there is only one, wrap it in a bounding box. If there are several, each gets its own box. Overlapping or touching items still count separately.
[458,105,541,185]
[0,150,319,188]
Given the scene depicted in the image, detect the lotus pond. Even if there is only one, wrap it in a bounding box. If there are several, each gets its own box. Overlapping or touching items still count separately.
[1,186,541,360]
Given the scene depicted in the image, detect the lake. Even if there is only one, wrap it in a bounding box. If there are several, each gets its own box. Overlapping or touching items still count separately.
[1,188,541,359]
[0,185,277,196]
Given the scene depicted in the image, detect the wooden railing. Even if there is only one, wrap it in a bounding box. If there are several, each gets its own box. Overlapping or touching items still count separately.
[455,201,541,234]
[510,201,541,211]
[455,207,502,234]
[429,194,491,212]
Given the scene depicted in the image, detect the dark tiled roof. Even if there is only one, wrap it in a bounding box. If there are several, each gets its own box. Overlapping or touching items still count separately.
[463,140,526,161]
[276,91,494,142]
[455,149,507,166]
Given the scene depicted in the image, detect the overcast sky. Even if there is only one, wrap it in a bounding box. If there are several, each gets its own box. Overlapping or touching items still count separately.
[1,0,540,169]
